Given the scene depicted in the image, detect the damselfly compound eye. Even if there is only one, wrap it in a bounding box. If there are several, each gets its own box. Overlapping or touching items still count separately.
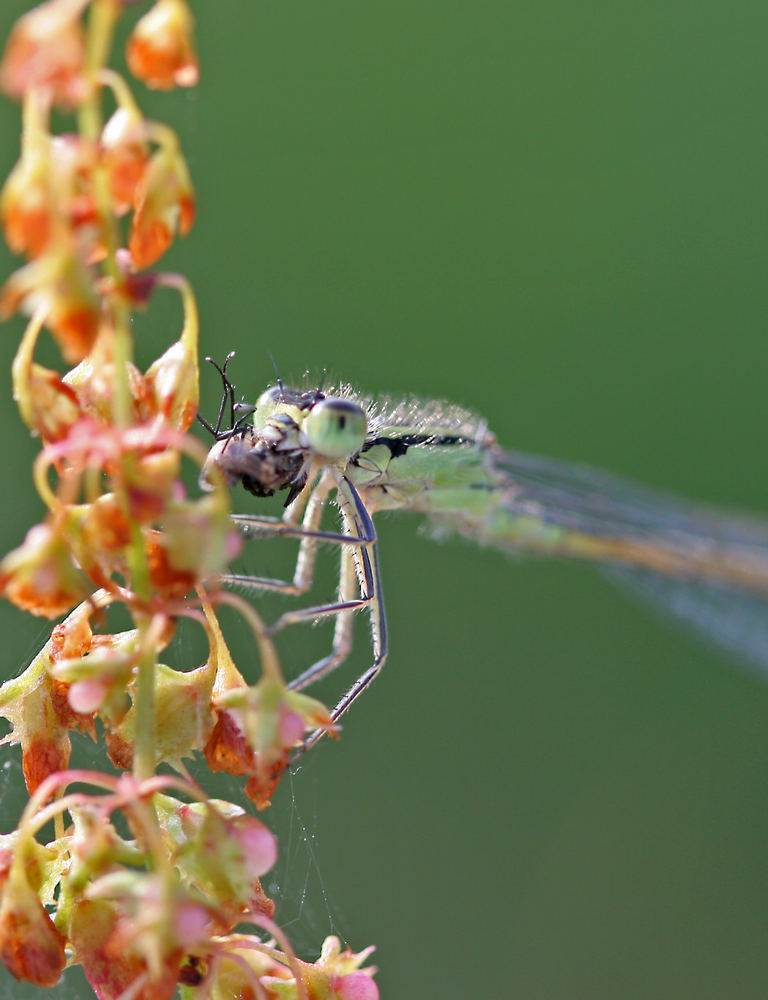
[251,387,282,429]
[304,397,367,459]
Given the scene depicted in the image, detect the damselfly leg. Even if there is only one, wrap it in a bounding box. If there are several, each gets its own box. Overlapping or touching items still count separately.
[224,469,388,754]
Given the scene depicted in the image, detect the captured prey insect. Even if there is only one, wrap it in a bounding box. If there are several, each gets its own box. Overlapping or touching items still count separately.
[199,355,768,753]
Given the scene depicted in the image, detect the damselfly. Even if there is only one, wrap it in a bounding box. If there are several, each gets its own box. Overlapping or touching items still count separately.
[199,355,768,751]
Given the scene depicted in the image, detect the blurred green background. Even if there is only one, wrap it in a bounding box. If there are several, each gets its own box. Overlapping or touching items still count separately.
[2,1,768,997]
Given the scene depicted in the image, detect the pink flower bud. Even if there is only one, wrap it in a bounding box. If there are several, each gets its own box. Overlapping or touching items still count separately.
[278,708,307,748]
[68,678,105,714]
[236,818,278,878]
[336,972,380,1000]
[173,901,210,947]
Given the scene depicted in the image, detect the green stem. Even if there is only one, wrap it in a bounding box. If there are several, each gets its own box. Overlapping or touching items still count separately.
[132,613,168,782]
[79,0,132,427]
[132,643,157,782]
[80,2,157,779]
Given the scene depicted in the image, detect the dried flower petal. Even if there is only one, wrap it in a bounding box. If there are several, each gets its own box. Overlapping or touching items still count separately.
[0,624,97,791]
[0,865,66,986]
[49,600,93,660]
[144,532,198,599]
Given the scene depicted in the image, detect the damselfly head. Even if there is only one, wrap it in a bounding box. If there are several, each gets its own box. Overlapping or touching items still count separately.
[253,387,367,459]
[198,358,369,504]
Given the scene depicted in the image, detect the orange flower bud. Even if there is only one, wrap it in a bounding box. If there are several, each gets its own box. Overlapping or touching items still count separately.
[129,144,195,268]
[160,495,236,587]
[144,330,199,431]
[123,452,179,522]
[2,100,104,261]
[0,245,99,363]
[0,0,89,108]
[100,106,150,216]
[126,0,199,91]
[15,357,82,442]
[1,134,51,258]
[12,311,83,442]
[144,532,198,600]
[208,675,333,809]
[63,326,149,425]
[80,494,133,554]
[0,865,66,986]
[0,522,93,618]
[49,600,93,661]
[141,494,238,600]
[49,134,100,247]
